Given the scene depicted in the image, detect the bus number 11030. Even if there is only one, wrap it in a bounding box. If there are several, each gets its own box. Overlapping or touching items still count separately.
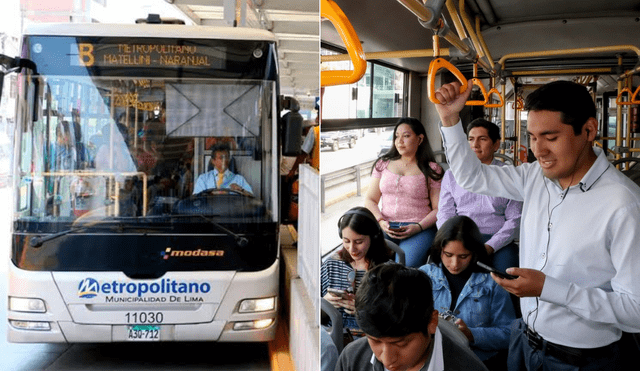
[125,312,164,324]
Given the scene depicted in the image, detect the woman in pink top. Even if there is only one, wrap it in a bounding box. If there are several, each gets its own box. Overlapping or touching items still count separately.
[364,118,443,267]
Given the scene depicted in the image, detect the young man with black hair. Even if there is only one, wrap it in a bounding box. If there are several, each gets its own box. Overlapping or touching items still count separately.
[335,263,487,371]
[434,80,640,370]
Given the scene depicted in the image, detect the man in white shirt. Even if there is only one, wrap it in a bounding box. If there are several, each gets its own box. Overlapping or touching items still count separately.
[193,144,253,195]
[334,263,487,371]
[434,80,640,370]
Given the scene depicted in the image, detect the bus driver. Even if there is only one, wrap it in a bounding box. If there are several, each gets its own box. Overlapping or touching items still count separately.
[193,143,253,195]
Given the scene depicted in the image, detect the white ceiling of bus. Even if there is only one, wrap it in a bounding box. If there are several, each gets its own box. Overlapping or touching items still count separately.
[321,0,640,91]
[168,0,319,111]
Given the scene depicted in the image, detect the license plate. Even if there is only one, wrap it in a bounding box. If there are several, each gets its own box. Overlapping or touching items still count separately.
[127,325,160,341]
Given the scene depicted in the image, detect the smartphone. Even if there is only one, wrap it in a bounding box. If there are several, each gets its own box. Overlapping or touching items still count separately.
[327,288,350,299]
[477,261,518,280]
[388,221,403,230]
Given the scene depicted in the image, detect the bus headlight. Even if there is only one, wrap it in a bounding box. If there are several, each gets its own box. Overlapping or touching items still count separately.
[238,297,276,313]
[233,318,274,331]
[9,320,51,331]
[9,297,46,313]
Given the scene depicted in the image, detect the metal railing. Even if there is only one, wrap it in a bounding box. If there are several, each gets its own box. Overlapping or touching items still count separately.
[320,159,376,212]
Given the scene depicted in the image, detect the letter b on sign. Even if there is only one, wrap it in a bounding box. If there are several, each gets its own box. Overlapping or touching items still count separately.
[78,43,95,66]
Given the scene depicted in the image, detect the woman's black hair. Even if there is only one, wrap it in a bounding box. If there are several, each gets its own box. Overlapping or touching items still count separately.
[337,206,392,267]
[428,215,490,272]
[371,118,443,190]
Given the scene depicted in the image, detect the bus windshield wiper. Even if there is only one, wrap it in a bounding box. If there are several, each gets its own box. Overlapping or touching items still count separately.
[30,226,86,247]
[197,215,248,247]
[30,216,111,247]
[30,215,248,248]
[144,214,248,247]
[29,219,170,247]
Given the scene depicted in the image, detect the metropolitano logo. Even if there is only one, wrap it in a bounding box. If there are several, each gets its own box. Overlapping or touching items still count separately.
[78,278,100,298]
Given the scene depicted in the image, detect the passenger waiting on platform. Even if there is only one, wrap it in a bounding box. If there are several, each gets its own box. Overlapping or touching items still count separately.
[436,118,522,277]
[435,80,640,370]
[94,123,136,173]
[192,143,253,195]
[420,216,515,370]
[335,262,488,371]
[365,118,444,267]
[50,120,77,171]
[321,207,393,342]
[71,111,88,169]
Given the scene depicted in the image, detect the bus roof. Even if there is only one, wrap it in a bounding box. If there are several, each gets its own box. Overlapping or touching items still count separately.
[23,22,277,43]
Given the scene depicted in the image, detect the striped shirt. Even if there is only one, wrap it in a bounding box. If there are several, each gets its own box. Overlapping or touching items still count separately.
[321,256,366,330]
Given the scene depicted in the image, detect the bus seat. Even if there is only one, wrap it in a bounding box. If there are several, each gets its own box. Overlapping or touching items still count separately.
[611,157,640,187]
[629,172,640,187]
[433,150,449,171]
[611,157,640,173]
[321,298,344,353]
[386,239,405,266]
[493,153,515,165]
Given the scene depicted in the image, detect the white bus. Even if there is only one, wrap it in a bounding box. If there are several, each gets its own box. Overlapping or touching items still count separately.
[2,20,303,343]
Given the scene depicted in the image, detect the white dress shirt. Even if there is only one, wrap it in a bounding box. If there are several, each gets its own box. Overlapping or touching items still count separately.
[192,169,253,195]
[441,121,640,348]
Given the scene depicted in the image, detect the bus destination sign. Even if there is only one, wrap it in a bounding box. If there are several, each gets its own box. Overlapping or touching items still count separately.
[75,43,214,68]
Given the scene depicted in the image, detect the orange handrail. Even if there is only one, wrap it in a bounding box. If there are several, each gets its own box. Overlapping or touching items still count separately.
[616,87,634,105]
[511,96,524,110]
[631,85,640,104]
[320,0,367,87]
[465,63,487,106]
[466,78,488,105]
[485,87,504,108]
[427,58,468,104]
[427,35,467,104]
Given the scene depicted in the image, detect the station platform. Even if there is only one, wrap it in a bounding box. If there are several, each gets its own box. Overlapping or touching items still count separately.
[272,223,317,371]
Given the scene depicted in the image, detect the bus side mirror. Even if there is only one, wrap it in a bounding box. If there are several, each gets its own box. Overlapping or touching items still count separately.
[0,71,4,105]
[0,55,39,118]
[281,96,303,156]
[282,110,303,156]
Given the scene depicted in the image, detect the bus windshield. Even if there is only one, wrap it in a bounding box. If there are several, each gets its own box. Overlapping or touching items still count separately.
[16,76,274,222]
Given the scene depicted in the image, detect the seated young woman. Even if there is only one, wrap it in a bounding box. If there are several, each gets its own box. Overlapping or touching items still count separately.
[365,118,443,267]
[419,215,516,370]
[321,207,393,339]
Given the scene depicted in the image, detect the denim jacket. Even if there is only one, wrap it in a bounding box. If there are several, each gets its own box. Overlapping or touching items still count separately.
[420,263,516,361]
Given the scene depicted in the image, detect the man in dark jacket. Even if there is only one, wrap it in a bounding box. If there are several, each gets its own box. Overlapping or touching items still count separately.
[335,263,488,371]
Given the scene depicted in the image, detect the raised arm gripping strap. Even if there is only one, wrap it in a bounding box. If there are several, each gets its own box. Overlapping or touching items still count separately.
[427,58,468,104]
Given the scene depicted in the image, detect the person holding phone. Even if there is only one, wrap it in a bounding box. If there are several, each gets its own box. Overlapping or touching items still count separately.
[436,118,522,276]
[365,118,444,267]
[419,216,516,370]
[321,207,393,339]
[435,80,640,370]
